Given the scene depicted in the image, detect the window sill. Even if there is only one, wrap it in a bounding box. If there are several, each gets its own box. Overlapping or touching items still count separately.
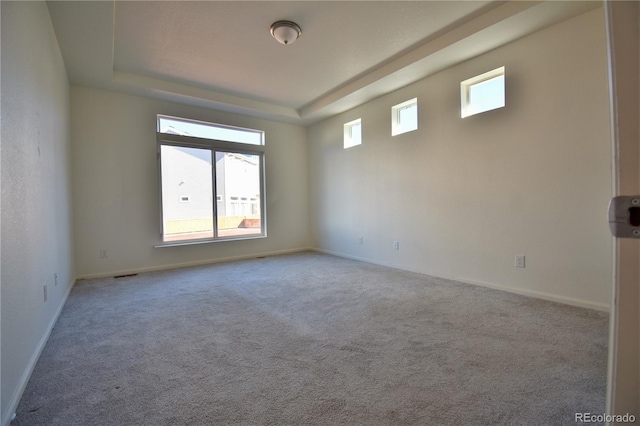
[154,234,266,248]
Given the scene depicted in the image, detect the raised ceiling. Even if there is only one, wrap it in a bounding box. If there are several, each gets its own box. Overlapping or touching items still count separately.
[47,1,600,126]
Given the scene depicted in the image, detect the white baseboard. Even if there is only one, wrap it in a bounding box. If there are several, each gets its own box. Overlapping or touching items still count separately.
[442,274,610,312]
[76,247,314,280]
[312,248,610,313]
[2,278,77,426]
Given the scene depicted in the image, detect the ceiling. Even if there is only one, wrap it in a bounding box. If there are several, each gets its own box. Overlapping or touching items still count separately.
[47,1,600,126]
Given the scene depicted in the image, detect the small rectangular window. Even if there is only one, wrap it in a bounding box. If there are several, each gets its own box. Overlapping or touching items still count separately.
[392,98,418,136]
[157,115,264,145]
[344,118,362,149]
[461,66,505,118]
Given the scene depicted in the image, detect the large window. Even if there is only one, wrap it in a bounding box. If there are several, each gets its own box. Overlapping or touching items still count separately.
[157,115,265,245]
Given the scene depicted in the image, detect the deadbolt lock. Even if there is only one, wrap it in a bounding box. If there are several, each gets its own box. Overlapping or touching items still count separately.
[608,196,640,238]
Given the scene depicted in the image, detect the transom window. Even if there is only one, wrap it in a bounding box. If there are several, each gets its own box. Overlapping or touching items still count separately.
[392,98,418,135]
[344,118,362,149]
[157,115,264,145]
[461,66,505,118]
[156,115,265,245]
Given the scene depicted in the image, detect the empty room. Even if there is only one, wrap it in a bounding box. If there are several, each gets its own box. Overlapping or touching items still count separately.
[2,1,639,425]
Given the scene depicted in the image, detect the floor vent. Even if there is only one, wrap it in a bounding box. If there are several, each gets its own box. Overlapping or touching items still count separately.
[113,273,138,279]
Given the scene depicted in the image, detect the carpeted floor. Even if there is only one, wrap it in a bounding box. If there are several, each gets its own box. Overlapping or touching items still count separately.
[14,252,608,425]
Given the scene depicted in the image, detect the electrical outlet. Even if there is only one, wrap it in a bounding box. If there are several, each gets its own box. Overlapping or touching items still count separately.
[100,249,108,258]
[393,241,400,250]
[358,236,364,245]
[54,273,58,286]
[43,284,48,302]
[515,255,526,268]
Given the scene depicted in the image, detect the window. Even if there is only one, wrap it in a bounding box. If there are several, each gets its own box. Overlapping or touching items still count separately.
[461,66,505,118]
[344,118,362,149]
[157,115,265,245]
[392,98,418,135]
[157,115,264,145]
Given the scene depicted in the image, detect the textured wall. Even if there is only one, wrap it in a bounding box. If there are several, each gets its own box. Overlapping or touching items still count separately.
[308,8,612,309]
[71,87,310,278]
[1,2,75,423]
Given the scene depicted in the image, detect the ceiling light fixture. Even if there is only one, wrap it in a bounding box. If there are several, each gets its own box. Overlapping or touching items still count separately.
[270,20,302,46]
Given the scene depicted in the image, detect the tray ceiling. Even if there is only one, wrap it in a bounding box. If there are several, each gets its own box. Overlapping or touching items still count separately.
[47,1,599,125]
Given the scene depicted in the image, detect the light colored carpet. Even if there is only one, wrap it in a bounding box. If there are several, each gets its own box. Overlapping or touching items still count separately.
[14,252,608,425]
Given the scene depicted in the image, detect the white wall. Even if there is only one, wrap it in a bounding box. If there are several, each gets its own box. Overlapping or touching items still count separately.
[71,87,310,278]
[309,8,612,310]
[1,2,75,424]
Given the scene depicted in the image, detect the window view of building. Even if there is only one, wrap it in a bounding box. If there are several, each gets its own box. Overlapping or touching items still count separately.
[215,152,261,237]
[158,116,264,243]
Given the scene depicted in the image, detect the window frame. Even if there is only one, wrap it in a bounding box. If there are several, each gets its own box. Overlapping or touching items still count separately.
[344,118,362,149]
[460,66,505,118]
[391,98,418,136]
[155,127,266,248]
